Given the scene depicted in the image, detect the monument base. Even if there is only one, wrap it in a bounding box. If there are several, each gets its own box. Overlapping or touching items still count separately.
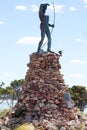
[3,52,87,130]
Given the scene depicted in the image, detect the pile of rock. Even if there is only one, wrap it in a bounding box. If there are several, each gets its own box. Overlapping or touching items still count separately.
[15,52,75,121]
[4,52,87,129]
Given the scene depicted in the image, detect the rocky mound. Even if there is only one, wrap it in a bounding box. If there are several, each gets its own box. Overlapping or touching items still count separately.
[2,52,87,130]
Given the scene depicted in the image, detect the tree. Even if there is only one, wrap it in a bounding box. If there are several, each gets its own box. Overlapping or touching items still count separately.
[10,79,25,98]
[69,85,87,111]
[0,82,5,87]
[0,85,16,108]
[0,87,8,104]
[0,79,24,108]
[10,79,24,87]
[5,86,17,108]
[0,87,8,95]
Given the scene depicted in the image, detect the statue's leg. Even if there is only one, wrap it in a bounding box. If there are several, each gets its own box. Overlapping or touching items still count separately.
[37,29,45,53]
[46,28,51,52]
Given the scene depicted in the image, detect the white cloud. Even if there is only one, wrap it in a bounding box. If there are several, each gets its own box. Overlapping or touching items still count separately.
[16,5,28,11]
[17,36,40,44]
[0,20,4,25]
[82,0,87,8]
[68,73,85,79]
[31,5,39,12]
[83,0,87,4]
[31,4,64,13]
[71,60,87,64]
[69,6,77,11]
[83,4,87,8]
[48,4,65,13]
[75,38,87,44]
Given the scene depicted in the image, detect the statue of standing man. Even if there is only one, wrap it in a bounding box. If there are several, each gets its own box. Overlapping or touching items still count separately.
[37,3,55,53]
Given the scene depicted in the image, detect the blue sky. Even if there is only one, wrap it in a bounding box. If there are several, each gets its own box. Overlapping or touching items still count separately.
[0,0,87,87]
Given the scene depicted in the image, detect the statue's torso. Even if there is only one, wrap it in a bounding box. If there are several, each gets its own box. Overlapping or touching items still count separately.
[39,14,49,26]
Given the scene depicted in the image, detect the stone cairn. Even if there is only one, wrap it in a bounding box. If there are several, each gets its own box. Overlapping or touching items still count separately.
[17,52,74,119]
[5,52,87,130]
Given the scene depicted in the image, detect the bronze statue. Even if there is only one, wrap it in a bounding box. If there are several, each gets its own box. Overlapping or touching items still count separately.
[37,3,55,53]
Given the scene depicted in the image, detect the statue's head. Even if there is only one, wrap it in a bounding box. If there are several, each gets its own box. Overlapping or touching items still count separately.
[39,3,49,14]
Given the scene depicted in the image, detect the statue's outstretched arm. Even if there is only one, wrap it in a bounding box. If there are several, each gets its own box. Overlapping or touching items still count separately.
[48,23,55,28]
